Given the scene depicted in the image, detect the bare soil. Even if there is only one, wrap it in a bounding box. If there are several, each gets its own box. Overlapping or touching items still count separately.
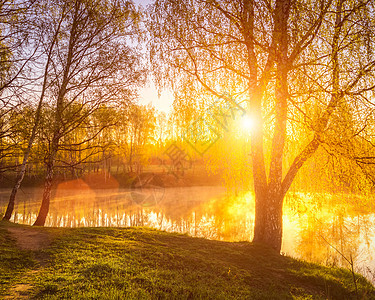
[7,227,51,251]
[4,227,52,299]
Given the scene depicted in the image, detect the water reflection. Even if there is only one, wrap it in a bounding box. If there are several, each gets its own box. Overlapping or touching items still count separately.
[0,186,374,282]
[283,192,375,283]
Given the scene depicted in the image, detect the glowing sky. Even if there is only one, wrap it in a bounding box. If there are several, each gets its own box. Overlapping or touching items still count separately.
[138,82,174,114]
[134,0,174,114]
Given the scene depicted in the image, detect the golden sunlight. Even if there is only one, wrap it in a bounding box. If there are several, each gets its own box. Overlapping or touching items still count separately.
[3,0,375,297]
[240,115,255,132]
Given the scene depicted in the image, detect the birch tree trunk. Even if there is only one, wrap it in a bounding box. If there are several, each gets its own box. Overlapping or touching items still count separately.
[3,15,63,221]
[33,1,79,226]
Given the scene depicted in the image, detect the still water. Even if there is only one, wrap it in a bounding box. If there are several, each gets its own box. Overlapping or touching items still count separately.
[0,183,374,283]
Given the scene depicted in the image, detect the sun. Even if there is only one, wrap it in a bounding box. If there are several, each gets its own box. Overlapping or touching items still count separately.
[241,115,255,132]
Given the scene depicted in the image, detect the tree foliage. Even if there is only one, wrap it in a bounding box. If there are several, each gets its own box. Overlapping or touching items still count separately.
[148,0,375,250]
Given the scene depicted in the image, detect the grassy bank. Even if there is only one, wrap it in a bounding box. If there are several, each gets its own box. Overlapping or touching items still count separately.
[0,220,374,299]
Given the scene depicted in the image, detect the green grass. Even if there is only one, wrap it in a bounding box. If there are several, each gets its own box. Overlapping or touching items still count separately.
[0,221,36,295]
[0,221,374,299]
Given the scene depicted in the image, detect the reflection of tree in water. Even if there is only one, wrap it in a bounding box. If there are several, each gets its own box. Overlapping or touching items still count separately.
[12,188,254,242]
[285,192,375,276]
[194,193,254,241]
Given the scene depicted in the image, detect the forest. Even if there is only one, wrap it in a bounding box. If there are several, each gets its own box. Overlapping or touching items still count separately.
[1,0,375,298]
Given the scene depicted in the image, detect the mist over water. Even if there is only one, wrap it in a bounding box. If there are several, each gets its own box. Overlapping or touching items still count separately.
[1,186,374,283]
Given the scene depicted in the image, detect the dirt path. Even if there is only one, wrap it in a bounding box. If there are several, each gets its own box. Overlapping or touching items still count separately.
[7,227,51,251]
[4,227,52,299]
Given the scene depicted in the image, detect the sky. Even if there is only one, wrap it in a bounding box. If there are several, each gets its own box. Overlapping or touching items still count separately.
[138,82,174,114]
[133,0,174,114]
[133,0,153,6]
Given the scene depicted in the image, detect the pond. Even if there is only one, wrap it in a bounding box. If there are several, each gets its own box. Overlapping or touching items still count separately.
[0,182,374,283]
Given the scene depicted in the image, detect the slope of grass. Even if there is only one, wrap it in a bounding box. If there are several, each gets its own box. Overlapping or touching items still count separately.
[0,220,374,299]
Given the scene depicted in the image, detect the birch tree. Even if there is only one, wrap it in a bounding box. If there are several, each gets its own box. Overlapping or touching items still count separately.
[30,0,144,226]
